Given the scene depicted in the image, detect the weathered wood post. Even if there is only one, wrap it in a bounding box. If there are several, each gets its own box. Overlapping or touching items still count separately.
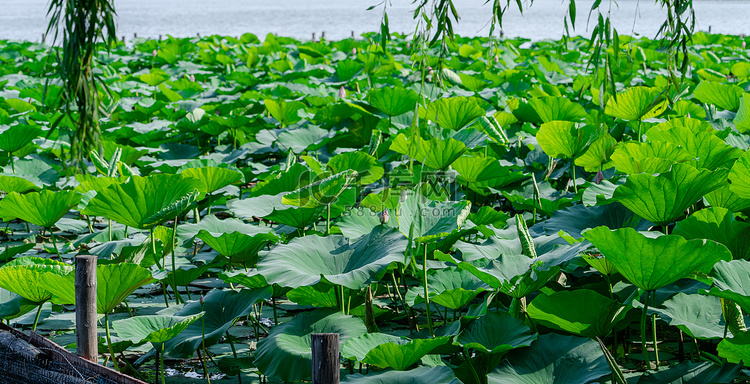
[311,333,339,384]
[312,32,316,42]
[75,254,98,362]
[321,31,326,40]
[351,30,355,39]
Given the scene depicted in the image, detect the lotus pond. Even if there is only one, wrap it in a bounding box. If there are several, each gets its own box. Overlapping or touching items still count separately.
[2,31,750,383]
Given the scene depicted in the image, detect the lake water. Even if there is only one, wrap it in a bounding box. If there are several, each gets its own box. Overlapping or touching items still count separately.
[1,0,749,42]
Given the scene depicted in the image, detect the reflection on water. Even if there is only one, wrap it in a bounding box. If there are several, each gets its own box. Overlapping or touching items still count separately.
[0,0,748,42]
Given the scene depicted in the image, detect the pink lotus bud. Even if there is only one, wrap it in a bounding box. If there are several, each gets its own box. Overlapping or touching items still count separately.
[494,55,499,63]
[379,210,389,225]
[743,41,747,49]
[319,66,324,70]
[428,69,434,76]
[199,295,205,305]
[188,74,195,82]
[426,66,432,72]
[352,48,357,55]
[406,43,410,50]
[686,112,691,118]
[152,49,157,57]
[337,86,346,99]
[594,170,605,185]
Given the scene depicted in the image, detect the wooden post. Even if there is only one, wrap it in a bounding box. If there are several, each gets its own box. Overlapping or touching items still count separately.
[133,32,137,38]
[311,333,339,384]
[121,35,125,43]
[75,254,98,363]
[351,30,355,39]
[312,32,316,42]
[158,34,162,41]
[41,33,46,43]
[321,31,326,40]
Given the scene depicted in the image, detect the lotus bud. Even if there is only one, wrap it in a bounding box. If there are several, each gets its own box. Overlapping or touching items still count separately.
[352,48,357,55]
[686,112,691,118]
[743,41,747,49]
[338,86,346,99]
[188,74,195,82]
[494,55,499,63]
[152,49,157,58]
[594,170,605,185]
[406,42,410,50]
[379,209,389,225]
[199,295,205,305]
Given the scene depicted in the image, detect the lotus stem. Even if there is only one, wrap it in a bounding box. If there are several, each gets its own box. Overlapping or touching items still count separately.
[108,219,112,242]
[423,244,434,337]
[32,304,43,331]
[48,228,61,258]
[200,297,211,384]
[105,313,121,372]
[570,159,578,193]
[652,293,660,370]
[641,291,651,370]
[170,218,183,305]
[326,203,331,235]
[160,343,166,384]
[207,193,212,216]
[463,348,481,384]
[272,296,278,325]
[10,153,15,174]
[226,331,242,384]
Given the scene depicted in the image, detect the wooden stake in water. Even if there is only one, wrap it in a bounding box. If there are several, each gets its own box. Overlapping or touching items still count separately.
[75,254,98,363]
[311,333,339,384]
[312,32,316,42]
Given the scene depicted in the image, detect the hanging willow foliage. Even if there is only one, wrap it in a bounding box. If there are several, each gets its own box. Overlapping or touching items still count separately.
[45,0,117,170]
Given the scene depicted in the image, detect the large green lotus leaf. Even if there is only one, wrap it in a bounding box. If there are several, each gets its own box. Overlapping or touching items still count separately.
[729,151,750,199]
[74,174,129,194]
[734,95,750,132]
[455,311,536,354]
[282,170,356,208]
[0,243,35,263]
[194,215,279,260]
[704,260,750,314]
[420,96,485,131]
[139,70,170,86]
[254,309,366,382]
[610,141,692,174]
[456,253,561,298]
[181,166,244,195]
[286,282,340,308]
[277,124,333,153]
[718,332,750,365]
[228,193,326,228]
[341,366,456,384]
[574,132,617,172]
[536,121,599,159]
[488,334,609,384]
[583,226,731,291]
[649,293,725,340]
[705,184,750,213]
[693,81,744,111]
[527,289,628,338]
[604,86,667,121]
[0,125,42,152]
[528,97,588,123]
[673,207,750,260]
[390,134,467,170]
[647,124,742,171]
[0,175,40,193]
[39,263,159,313]
[113,313,204,344]
[0,260,72,302]
[327,151,384,185]
[636,361,741,384]
[536,202,651,239]
[0,288,39,320]
[397,196,471,243]
[367,87,419,117]
[452,156,525,191]
[652,116,715,135]
[0,190,82,227]
[251,163,312,197]
[83,174,203,229]
[342,333,405,361]
[363,336,450,371]
[258,226,407,290]
[165,287,272,358]
[264,98,305,126]
[612,163,729,226]
[405,267,489,309]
